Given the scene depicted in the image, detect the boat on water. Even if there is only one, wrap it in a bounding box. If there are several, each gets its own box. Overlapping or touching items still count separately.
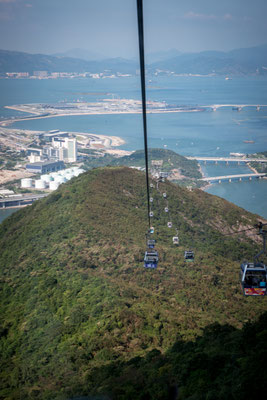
[230,152,245,157]
[243,140,255,144]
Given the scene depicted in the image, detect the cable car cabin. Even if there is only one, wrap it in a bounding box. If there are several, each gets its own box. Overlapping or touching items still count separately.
[167,222,172,228]
[184,250,194,261]
[147,239,156,248]
[163,193,167,198]
[173,236,179,245]
[240,262,267,296]
[149,211,154,217]
[149,226,154,234]
[165,207,169,213]
[150,183,154,188]
[150,197,153,203]
[144,250,158,268]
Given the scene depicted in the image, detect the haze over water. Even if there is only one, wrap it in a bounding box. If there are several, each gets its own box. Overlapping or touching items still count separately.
[0,75,267,219]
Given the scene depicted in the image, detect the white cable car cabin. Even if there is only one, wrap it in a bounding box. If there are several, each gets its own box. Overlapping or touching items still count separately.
[149,211,154,217]
[163,193,167,198]
[173,236,179,245]
[147,239,156,249]
[144,250,159,268]
[149,226,154,234]
[165,207,169,213]
[167,222,172,228]
[240,262,267,296]
[184,250,194,261]
[150,197,153,203]
[150,183,154,188]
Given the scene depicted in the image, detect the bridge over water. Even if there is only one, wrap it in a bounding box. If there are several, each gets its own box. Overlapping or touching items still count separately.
[186,156,267,164]
[200,173,266,183]
[0,194,48,209]
[202,104,267,111]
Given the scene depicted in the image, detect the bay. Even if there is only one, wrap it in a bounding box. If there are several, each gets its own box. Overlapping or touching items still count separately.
[0,75,267,220]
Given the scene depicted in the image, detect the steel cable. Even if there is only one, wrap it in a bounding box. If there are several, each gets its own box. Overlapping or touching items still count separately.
[136,0,151,229]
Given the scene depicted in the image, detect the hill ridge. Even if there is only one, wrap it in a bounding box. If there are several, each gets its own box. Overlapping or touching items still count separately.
[0,166,266,399]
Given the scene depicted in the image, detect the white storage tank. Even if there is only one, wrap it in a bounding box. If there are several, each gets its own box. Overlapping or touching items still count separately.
[65,173,75,181]
[74,168,85,176]
[49,181,59,191]
[60,170,68,177]
[41,174,53,182]
[50,172,60,178]
[35,179,47,189]
[21,178,33,188]
[54,175,67,184]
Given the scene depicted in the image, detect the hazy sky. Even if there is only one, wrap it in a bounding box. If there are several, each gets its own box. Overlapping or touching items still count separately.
[0,0,267,58]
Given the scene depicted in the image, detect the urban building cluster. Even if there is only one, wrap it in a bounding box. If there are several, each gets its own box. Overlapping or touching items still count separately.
[27,130,77,163]
[26,131,77,173]
[4,71,132,79]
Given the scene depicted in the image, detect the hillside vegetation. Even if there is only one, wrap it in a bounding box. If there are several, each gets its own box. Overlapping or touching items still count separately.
[249,151,267,174]
[0,167,266,399]
[83,148,203,187]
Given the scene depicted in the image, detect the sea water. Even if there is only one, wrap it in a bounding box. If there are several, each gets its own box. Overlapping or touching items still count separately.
[0,207,21,223]
[0,76,267,220]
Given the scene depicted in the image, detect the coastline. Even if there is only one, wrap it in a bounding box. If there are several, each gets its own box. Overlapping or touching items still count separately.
[198,164,213,191]
[0,127,127,185]
[1,104,204,127]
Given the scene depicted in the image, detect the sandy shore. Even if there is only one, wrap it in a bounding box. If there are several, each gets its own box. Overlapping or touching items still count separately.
[197,164,213,191]
[105,149,133,156]
[248,164,258,174]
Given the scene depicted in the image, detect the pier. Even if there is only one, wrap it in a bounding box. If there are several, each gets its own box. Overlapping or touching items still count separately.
[0,194,48,209]
[200,173,266,183]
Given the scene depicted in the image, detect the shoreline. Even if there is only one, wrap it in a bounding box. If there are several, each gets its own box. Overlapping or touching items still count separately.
[3,101,267,128]
[198,164,213,191]
[1,104,204,127]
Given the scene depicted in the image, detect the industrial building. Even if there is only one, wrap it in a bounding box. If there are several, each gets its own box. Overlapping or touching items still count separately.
[26,160,65,174]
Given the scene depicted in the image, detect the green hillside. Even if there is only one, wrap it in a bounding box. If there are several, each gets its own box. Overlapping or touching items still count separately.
[248,151,267,174]
[82,148,203,187]
[0,167,266,399]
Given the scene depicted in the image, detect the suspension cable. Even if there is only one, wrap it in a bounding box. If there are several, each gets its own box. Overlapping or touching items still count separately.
[136,0,151,229]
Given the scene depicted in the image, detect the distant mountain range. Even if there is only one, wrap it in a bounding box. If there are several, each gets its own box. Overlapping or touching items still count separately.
[1,44,267,75]
[52,48,105,61]
[149,44,267,76]
[0,49,138,75]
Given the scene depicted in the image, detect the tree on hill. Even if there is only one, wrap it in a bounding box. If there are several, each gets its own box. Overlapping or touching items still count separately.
[0,167,266,399]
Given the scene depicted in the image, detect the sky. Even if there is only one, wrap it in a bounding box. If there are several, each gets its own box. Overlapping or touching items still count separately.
[0,0,267,58]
